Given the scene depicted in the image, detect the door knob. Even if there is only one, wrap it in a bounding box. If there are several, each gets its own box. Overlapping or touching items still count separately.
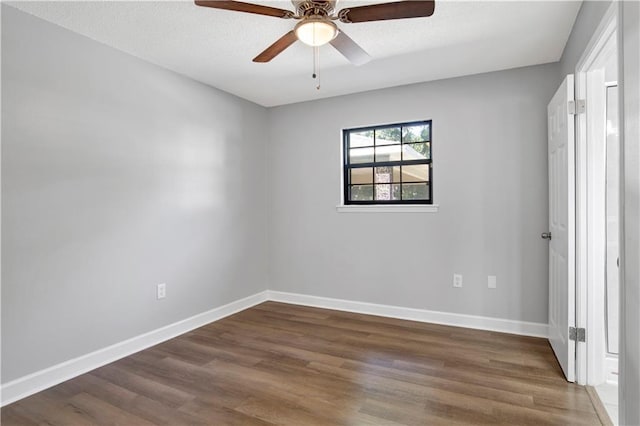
[541,232,552,240]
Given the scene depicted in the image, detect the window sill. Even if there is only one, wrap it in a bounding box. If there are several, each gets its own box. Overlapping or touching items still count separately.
[336,204,440,213]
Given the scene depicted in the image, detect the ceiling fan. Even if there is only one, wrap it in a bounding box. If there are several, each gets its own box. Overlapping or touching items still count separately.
[194,0,436,66]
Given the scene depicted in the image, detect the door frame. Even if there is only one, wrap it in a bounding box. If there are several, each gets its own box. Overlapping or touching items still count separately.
[574,2,618,386]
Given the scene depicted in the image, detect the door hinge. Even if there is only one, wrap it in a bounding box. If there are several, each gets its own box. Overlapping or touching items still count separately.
[569,327,586,342]
[568,99,586,115]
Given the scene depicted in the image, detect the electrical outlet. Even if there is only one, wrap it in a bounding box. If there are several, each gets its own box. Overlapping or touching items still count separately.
[453,274,463,288]
[157,283,166,300]
[488,275,497,289]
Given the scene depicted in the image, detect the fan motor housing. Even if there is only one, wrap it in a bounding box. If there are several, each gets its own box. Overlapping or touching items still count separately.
[292,0,337,17]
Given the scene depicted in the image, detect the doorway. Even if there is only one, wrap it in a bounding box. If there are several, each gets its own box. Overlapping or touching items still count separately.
[605,82,620,385]
[574,3,619,424]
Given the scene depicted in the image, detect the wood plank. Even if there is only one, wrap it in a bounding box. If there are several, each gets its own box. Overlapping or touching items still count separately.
[1,302,603,425]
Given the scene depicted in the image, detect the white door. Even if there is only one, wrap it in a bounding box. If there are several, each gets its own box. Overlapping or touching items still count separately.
[547,75,576,382]
[605,84,620,361]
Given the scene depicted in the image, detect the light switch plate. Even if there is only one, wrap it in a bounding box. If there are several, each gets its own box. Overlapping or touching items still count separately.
[488,275,497,289]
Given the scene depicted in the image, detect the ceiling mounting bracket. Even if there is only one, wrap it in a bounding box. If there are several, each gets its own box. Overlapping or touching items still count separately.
[293,0,336,17]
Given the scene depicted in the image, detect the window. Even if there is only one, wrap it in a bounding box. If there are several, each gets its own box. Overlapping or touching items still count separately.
[343,120,432,205]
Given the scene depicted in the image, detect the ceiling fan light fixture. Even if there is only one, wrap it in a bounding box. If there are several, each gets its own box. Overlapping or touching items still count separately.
[294,17,338,47]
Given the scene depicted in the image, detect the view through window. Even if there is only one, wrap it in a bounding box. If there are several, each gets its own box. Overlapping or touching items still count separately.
[343,120,432,205]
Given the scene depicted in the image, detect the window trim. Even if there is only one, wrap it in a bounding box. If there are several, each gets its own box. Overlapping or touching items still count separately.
[342,120,433,205]
[336,204,440,213]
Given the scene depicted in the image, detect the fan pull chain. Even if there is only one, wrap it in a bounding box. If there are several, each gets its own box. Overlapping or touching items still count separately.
[312,45,317,79]
[313,46,321,91]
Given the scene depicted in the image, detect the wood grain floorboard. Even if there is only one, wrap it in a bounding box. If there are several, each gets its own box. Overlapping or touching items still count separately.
[1,302,602,425]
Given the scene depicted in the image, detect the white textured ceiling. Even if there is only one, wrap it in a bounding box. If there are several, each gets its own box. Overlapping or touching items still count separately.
[9,0,581,106]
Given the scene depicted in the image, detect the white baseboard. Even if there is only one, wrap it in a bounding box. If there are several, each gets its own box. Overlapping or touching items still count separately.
[2,289,549,407]
[1,291,269,407]
[267,290,549,338]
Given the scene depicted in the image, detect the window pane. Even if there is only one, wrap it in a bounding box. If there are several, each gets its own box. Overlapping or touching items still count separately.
[375,166,400,183]
[402,124,430,142]
[350,168,373,185]
[349,185,373,201]
[402,183,429,200]
[375,144,401,162]
[349,130,374,148]
[402,164,429,182]
[375,127,401,145]
[375,184,401,201]
[344,121,432,205]
[403,143,430,160]
[349,147,374,164]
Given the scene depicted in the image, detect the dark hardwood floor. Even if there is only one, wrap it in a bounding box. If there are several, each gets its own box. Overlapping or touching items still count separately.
[2,302,601,425]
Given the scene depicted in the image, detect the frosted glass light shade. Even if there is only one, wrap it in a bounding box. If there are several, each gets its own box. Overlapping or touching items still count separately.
[294,18,338,47]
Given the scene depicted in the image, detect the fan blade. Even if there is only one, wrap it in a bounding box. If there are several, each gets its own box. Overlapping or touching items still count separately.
[330,30,371,66]
[253,31,298,62]
[338,1,435,23]
[195,1,293,19]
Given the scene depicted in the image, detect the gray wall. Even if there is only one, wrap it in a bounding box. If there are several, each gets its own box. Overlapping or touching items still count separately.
[620,2,640,424]
[1,6,269,382]
[559,0,612,78]
[267,63,558,324]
